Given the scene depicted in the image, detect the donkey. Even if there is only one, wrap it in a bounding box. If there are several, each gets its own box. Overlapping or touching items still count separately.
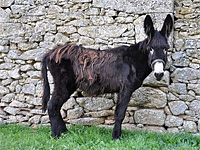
[41,14,173,139]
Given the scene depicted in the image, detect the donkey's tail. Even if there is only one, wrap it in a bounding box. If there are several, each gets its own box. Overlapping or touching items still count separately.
[41,55,50,113]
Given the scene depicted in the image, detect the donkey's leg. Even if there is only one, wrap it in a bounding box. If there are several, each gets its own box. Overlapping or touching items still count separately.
[112,89,132,139]
[48,79,75,137]
[48,92,67,137]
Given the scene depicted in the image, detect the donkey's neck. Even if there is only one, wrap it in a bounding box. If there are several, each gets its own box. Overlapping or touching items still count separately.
[125,41,152,81]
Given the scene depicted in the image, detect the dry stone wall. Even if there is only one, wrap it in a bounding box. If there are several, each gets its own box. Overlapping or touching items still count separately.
[0,0,200,134]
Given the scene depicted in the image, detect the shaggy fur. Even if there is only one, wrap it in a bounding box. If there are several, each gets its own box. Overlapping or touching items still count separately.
[41,14,173,139]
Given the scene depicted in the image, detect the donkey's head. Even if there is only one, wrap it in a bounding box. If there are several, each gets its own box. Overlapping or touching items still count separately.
[144,14,173,81]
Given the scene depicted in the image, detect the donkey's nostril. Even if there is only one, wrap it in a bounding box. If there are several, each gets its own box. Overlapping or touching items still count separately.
[154,72,164,81]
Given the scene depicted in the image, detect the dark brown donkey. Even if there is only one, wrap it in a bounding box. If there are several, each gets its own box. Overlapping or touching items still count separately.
[41,14,173,139]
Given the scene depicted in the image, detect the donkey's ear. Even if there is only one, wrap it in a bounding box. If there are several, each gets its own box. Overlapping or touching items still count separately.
[144,15,154,38]
[160,14,173,38]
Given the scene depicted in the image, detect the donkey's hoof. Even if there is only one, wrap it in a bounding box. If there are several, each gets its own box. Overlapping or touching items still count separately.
[112,131,121,140]
[51,128,68,138]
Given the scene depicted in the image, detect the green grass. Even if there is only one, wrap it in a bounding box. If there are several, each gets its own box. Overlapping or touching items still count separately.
[0,124,200,150]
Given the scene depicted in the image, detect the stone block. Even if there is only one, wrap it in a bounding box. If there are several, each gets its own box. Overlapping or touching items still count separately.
[76,97,114,111]
[10,4,28,16]
[26,71,41,78]
[1,93,15,103]
[105,119,114,125]
[90,16,114,25]
[188,84,200,95]
[78,36,94,45]
[26,96,42,106]
[143,71,169,87]
[9,100,28,108]
[183,120,197,133]
[18,115,29,122]
[22,84,36,95]
[0,23,23,37]
[122,124,138,131]
[168,101,188,115]
[130,87,167,108]
[189,100,200,114]
[7,50,21,59]
[35,20,56,35]
[0,7,10,22]
[85,110,114,118]
[29,115,41,124]
[68,118,104,125]
[0,118,3,123]
[55,33,70,45]
[29,33,43,42]
[167,127,179,133]
[134,109,166,126]
[0,86,9,96]
[0,45,8,52]
[30,109,43,115]
[85,8,100,16]
[167,93,179,101]
[144,126,166,133]
[20,65,34,72]
[164,106,172,115]
[183,116,198,122]
[68,19,90,27]
[39,41,55,50]
[4,107,20,115]
[7,81,17,92]
[5,116,17,123]
[20,48,49,61]
[165,115,183,127]
[28,5,46,16]
[0,0,14,7]
[62,97,77,110]
[169,83,187,95]
[171,68,200,83]
[78,24,127,39]
[179,95,194,102]
[0,70,8,79]
[41,116,50,124]
[0,108,6,116]
[184,39,197,49]
[8,68,20,79]
[57,25,77,34]
[67,107,84,119]
[47,5,63,15]
[0,103,8,107]
[173,58,189,67]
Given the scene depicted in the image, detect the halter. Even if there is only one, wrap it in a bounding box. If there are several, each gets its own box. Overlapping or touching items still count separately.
[151,59,165,70]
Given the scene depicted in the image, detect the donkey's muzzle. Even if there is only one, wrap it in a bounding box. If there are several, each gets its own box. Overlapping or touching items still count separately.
[154,72,164,81]
[151,59,165,81]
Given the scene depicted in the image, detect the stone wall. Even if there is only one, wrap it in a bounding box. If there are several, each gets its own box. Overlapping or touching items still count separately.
[0,0,200,134]
[170,0,200,133]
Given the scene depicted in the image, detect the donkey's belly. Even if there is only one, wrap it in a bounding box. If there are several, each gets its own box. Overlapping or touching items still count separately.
[78,79,120,96]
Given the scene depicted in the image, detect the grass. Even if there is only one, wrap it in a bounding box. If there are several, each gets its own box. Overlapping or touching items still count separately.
[0,124,200,150]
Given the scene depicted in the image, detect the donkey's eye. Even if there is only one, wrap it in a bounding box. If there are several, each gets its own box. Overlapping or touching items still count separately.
[163,49,167,54]
[150,48,154,55]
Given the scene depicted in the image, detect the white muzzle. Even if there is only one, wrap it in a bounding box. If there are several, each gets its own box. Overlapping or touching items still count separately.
[151,59,165,81]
